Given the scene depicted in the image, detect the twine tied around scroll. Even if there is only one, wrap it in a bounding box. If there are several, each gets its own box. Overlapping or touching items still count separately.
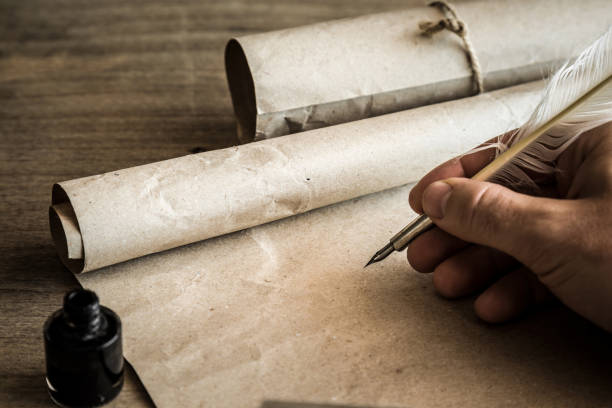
[419,1,484,94]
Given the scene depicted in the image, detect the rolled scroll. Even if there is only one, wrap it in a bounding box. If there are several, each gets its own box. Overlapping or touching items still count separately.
[226,0,612,142]
[50,82,542,274]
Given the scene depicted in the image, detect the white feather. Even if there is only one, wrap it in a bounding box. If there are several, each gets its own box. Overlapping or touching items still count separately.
[490,27,612,190]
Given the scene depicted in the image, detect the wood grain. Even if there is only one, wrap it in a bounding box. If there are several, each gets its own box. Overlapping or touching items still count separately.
[0,1,417,406]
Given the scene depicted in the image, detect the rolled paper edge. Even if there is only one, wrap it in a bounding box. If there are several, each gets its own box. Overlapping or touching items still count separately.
[50,184,85,274]
[225,38,257,144]
[52,203,83,260]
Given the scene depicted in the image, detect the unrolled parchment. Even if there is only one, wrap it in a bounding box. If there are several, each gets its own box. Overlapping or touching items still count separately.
[55,82,612,407]
[79,185,612,408]
[76,144,612,407]
[51,82,542,274]
[225,0,612,141]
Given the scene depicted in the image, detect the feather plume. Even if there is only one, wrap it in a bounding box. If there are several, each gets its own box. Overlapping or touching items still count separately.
[477,27,612,190]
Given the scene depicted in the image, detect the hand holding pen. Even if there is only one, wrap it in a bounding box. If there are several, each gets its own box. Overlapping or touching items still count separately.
[401,124,612,331]
[367,29,612,330]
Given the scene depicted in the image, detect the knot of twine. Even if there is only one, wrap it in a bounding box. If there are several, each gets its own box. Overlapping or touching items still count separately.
[419,1,484,94]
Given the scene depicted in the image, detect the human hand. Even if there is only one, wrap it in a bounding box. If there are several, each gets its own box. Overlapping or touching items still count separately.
[407,123,612,332]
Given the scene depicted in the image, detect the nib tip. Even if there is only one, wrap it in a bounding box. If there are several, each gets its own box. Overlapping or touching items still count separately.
[364,242,394,268]
[364,256,379,268]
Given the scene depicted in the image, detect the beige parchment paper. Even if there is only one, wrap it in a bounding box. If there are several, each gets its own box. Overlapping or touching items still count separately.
[51,82,542,275]
[225,0,612,142]
[47,82,612,408]
[79,183,612,408]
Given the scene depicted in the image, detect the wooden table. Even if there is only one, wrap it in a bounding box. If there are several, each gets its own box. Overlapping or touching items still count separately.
[0,1,419,406]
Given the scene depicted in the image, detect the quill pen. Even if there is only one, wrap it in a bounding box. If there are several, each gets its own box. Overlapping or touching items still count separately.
[366,27,612,267]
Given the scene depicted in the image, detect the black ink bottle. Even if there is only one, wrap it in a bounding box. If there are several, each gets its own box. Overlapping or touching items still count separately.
[44,289,124,407]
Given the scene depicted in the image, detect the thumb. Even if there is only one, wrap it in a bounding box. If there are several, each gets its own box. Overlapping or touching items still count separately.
[421,178,568,267]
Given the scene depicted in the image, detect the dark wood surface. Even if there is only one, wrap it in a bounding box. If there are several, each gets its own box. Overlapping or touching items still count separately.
[0,1,419,406]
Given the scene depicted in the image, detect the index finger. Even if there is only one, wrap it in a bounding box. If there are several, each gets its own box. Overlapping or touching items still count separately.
[408,138,501,213]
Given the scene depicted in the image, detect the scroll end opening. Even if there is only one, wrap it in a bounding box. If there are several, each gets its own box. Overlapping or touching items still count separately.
[50,184,85,274]
[225,38,257,143]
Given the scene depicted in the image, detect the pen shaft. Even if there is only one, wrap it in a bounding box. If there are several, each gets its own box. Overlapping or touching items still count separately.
[390,214,434,251]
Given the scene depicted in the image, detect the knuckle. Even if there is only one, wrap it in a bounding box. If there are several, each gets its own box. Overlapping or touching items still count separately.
[465,185,508,238]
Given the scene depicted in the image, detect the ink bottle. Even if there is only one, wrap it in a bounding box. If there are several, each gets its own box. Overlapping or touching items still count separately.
[44,289,124,407]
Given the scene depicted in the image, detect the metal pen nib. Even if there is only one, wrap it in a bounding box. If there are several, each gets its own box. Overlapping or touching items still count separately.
[365,214,434,267]
[365,242,394,267]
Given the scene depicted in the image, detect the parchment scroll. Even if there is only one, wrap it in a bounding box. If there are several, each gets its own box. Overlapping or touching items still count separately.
[51,82,542,275]
[225,0,612,141]
[73,81,612,407]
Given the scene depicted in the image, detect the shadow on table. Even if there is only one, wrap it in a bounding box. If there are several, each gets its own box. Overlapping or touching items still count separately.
[1,374,53,407]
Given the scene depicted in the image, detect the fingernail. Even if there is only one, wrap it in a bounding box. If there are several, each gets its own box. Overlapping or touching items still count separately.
[422,181,452,219]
